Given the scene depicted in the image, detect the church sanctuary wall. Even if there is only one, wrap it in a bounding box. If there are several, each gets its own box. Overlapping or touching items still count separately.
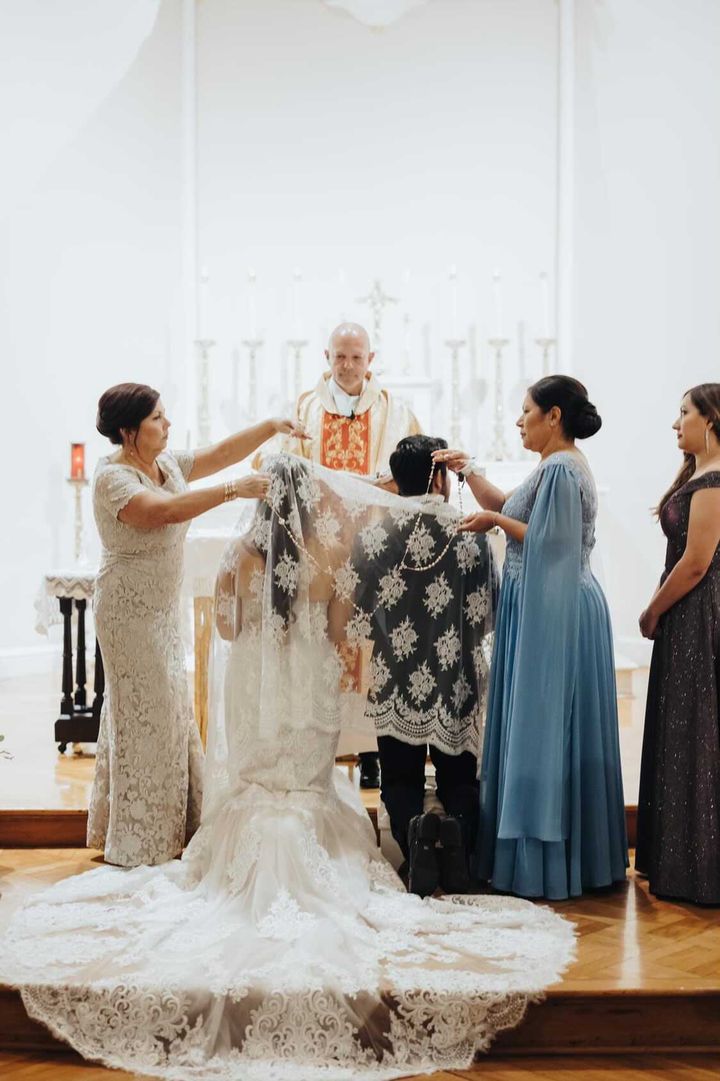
[573,0,720,651]
[0,0,183,659]
[3,0,719,665]
[194,0,558,447]
[2,0,559,663]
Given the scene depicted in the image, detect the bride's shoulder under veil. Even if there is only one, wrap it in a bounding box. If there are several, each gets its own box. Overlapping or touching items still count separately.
[0,450,576,1081]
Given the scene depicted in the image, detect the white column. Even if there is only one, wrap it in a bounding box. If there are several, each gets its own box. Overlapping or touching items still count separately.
[181,0,198,445]
[556,0,575,373]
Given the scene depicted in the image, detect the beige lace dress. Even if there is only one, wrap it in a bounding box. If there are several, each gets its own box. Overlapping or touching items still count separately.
[87,450,203,866]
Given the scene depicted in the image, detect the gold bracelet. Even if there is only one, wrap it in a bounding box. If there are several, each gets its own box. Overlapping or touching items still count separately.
[224,479,238,502]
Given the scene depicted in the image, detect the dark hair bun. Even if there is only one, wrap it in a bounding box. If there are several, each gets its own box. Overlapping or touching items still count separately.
[96,382,160,445]
[529,375,602,441]
[570,401,602,440]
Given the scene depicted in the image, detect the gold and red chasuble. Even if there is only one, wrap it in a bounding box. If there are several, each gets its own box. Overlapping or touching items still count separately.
[258,373,421,479]
[320,411,371,473]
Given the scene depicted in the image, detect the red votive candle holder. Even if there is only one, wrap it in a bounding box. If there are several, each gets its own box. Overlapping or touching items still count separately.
[70,442,86,481]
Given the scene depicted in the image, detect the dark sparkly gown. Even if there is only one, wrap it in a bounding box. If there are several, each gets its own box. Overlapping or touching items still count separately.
[636,471,720,904]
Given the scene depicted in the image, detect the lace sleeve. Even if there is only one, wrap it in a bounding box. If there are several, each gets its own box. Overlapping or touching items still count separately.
[94,466,145,519]
[170,449,195,481]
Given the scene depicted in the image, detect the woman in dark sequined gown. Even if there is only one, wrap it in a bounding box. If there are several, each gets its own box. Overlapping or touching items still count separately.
[636,383,720,904]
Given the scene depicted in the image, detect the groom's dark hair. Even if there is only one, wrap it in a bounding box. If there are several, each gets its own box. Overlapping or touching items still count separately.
[389,435,448,497]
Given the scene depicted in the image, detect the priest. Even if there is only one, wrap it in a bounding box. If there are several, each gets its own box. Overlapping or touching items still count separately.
[275,322,420,475]
[269,322,421,787]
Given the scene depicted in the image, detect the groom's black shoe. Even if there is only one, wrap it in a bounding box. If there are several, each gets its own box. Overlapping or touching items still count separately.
[437,815,471,894]
[407,812,440,897]
[359,751,381,789]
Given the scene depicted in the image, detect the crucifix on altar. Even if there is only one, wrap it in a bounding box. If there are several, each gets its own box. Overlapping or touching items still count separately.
[356,279,398,363]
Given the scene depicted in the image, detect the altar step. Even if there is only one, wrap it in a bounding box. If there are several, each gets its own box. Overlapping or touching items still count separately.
[2,985,718,1057]
[2,846,718,1059]
[0,804,640,849]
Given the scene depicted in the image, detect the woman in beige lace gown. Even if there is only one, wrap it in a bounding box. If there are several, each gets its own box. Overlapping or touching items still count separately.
[88,382,306,867]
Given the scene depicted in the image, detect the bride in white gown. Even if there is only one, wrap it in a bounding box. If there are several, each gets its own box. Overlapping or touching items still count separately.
[0,456,574,1080]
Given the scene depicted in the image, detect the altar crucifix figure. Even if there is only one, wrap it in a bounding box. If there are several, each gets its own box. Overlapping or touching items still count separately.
[268,321,421,786]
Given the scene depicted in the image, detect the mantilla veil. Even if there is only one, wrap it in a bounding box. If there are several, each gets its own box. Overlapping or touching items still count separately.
[0,454,575,1081]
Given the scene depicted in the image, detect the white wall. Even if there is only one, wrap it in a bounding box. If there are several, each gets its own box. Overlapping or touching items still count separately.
[0,0,559,653]
[0,0,183,651]
[195,0,558,437]
[573,0,720,644]
[2,0,719,659]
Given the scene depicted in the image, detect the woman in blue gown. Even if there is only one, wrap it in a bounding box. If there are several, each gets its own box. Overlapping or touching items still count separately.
[437,376,628,899]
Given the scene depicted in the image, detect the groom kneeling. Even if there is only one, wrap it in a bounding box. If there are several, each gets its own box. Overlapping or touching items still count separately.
[354,435,498,896]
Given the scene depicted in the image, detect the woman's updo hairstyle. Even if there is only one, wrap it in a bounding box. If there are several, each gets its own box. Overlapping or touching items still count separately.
[528,375,602,440]
[96,383,160,445]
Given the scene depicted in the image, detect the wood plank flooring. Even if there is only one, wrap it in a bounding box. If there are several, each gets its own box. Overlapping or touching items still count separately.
[2,1052,720,1080]
[2,849,719,994]
[0,663,648,813]
[1,669,716,1073]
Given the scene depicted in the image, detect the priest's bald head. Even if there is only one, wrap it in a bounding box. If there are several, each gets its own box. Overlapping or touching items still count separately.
[325,322,375,397]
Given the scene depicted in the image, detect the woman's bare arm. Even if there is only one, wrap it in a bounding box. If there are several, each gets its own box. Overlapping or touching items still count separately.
[643,488,720,626]
[118,474,269,529]
[457,509,527,542]
[432,449,507,511]
[189,419,308,481]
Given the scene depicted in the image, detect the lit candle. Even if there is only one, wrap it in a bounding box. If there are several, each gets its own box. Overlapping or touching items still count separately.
[492,270,503,338]
[247,269,257,339]
[198,266,209,340]
[70,442,85,480]
[292,268,302,338]
[449,265,458,338]
[539,270,550,338]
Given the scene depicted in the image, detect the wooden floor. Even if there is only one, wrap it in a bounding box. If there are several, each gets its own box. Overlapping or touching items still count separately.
[1,1051,720,1080]
[2,669,718,1076]
[3,848,719,994]
[0,672,95,812]
[0,665,649,813]
[1,670,639,849]
[2,847,719,994]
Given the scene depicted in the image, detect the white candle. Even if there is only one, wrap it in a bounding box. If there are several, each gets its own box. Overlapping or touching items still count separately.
[492,269,503,338]
[247,268,257,339]
[402,312,411,374]
[449,265,458,338]
[540,270,550,338]
[292,268,302,338]
[198,266,209,340]
[232,347,239,408]
[518,320,526,378]
[249,348,257,417]
[337,268,347,321]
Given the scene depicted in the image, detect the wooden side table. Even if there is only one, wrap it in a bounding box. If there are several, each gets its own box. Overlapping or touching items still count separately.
[42,572,104,753]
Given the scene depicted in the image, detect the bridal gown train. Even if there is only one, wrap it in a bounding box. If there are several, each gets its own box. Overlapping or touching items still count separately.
[0,458,575,1081]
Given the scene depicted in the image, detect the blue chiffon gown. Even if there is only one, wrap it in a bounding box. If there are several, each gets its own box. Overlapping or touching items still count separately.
[474,451,628,899]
